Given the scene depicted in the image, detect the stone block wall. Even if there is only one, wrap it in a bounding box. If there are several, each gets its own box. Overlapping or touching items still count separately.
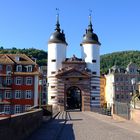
[131,109,140,124]
[0,109,43,140]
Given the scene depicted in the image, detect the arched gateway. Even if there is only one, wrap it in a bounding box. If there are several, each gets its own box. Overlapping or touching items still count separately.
[47,14,101,112]
[66,86,82,111]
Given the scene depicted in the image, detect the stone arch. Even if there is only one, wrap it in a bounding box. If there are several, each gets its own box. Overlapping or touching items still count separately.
[65,86,82,111]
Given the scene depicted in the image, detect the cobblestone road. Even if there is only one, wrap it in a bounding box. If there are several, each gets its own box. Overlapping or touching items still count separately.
[27,111,140,140]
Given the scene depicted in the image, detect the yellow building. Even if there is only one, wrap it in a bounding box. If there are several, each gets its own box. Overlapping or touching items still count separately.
[100,75,106,107]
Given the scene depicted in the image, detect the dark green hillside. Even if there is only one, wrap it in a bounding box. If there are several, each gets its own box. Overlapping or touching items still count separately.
[0,47,47,66]
[100,50,140,74]
[1,47,140,73]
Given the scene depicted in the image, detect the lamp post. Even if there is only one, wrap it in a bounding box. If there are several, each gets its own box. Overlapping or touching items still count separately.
[131,78,136,108]
[46,83,49,105]
[39,79,42,108]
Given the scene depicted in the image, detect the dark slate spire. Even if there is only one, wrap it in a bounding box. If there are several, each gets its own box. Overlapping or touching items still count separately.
[55,13,61,32]
[48,9,67,45]
[81,13,101,45]
[87,13,93,32]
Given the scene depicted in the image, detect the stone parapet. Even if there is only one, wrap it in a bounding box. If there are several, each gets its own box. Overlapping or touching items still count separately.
[131,109,140,124]
[0,109,43,140]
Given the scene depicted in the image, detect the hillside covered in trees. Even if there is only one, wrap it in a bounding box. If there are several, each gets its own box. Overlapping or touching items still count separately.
[100,51,140,74]
[1,47,140,73]
[0,47,47,66]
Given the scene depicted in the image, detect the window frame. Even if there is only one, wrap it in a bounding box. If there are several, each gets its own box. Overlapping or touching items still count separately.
[15,90,21,99]
[25,105,31,111]
[6,65,12,71]
[16,77,22,85]
[6,77,12,85]
[15,105,21,114]
[4,105,10,114]
[16,65,22,72]
[5,90,11,99]
[26,65,32,72]
[26,77,33,85]
[25,90,32,99]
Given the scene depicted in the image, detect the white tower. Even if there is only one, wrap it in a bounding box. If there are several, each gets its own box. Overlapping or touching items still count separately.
[47,14,67,105]
[81,15,101,109]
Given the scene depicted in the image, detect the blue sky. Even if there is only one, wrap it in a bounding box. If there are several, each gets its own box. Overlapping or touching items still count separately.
[0,0,140,57]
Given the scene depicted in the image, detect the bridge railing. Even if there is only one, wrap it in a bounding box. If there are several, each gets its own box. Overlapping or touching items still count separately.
[0,109,43,140]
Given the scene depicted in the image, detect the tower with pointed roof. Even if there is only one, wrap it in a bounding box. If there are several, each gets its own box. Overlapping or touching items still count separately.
[81,14,101,109]
[47,13,101,111]
[47,13,67,106]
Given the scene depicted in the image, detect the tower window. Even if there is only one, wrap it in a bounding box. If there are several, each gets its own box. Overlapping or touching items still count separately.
[116,95,119,99]
[92,59,96,63]
[79,78,82,81]
[92,86,97,89]
[51,59,56,62]
[92,72,97,75]
[51,86,55,88]
[51,96,56,99]
[91,97,95,100]
[51,71,56,74]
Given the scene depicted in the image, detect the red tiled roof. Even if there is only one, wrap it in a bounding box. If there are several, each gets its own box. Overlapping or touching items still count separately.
[0,54,36,65]
[0,54,14,64]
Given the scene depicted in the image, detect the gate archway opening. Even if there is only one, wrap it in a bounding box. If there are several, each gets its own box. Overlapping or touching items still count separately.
[66,86,82,111]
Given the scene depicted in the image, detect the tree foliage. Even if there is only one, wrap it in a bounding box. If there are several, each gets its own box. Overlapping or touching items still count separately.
[0,47,47,66]
[1,48,140,72]
[101,50,140,74]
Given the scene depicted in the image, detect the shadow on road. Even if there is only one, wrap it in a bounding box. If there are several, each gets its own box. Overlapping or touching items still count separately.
[26,111,78,140]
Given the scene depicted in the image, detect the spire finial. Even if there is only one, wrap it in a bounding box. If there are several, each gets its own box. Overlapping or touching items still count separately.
[87,9,93,32]
[56,8,59,24]
[89,9,92,25]
[55,8,61,32]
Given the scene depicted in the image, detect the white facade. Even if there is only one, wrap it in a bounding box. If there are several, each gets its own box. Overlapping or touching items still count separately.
[81,43,100,76]
[34,75,39,106]
[81,43,100,109]
[47,16,101,110]
[47,42,67,105]
[105,63,140,108]
[105,74,115,107]
[47,43,66,77]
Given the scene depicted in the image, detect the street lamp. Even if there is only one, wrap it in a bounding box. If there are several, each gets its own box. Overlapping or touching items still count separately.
[131,78,136,90]
[131,78,136,108]
[39,79,42,107]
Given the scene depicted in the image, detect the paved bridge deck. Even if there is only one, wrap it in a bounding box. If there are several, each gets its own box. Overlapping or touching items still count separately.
[27,111,140,140]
